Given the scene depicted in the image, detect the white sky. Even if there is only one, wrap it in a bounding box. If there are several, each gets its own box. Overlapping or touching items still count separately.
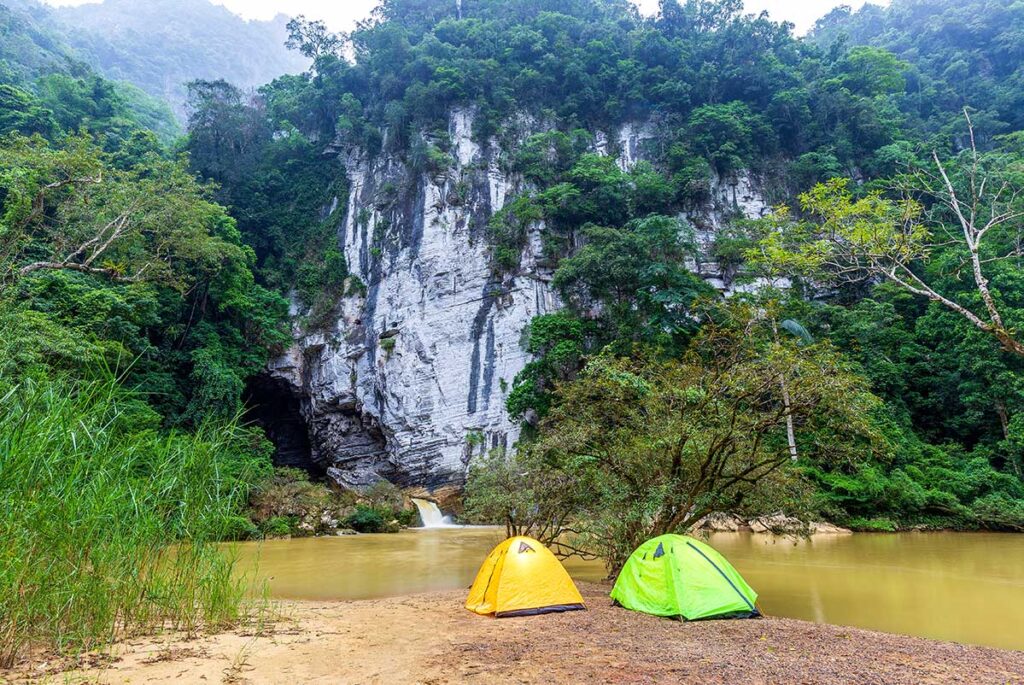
[41,0,888,36]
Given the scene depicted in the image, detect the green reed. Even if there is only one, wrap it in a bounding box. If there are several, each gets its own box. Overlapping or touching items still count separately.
[0,374,269,667]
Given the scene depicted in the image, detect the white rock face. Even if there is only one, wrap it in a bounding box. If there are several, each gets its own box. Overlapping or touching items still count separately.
[615,121,657,171]
[271,110,771,492]
[692,171,777,294]
[273,109,557,490]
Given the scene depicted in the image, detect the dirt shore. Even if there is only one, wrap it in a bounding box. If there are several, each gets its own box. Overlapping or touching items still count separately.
[6,583,1023,684]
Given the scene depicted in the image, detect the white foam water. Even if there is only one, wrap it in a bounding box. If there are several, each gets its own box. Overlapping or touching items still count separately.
[411,498,456,528]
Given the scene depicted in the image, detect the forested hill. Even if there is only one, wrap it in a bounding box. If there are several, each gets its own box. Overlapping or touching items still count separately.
[8,0,309,119]
[1,0,180,140]
[811,0,1024,137]
[0,0,75,83]
[1,0,292,430]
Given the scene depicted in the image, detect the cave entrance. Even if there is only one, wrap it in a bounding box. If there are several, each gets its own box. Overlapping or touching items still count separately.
[244,374,322,477]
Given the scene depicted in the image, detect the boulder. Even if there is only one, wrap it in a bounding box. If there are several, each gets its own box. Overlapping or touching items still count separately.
[748,513,810,535]
[693,512,747,532]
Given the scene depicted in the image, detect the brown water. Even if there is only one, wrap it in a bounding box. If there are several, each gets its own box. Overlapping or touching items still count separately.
[228,529,1024,650]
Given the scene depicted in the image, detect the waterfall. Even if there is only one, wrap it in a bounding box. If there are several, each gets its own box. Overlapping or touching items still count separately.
[412,498,455,528]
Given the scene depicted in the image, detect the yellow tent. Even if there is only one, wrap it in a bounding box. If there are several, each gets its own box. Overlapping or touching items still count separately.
[465,536,586,617]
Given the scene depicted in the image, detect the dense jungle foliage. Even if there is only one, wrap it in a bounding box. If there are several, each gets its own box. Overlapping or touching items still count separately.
[3,0,1024,651]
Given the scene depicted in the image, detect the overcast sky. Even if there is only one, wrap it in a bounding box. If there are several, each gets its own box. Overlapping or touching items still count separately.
[42,0,888,36]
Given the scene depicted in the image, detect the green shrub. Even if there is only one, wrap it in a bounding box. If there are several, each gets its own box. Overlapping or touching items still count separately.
[493,245,523,271]
[346,275,368,297]
[261,516,298,538]
[345,505,386,533]
[246,467,357,536]
[394,508,418,528]
[845,517,899,532]
[487,195,542,272]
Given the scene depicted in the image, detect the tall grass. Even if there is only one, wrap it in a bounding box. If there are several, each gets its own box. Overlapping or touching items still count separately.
[0,374,270,667]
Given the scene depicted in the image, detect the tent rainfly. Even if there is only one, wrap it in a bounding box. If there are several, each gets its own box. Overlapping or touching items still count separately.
[466,536,586,618]
[610,534,759,621]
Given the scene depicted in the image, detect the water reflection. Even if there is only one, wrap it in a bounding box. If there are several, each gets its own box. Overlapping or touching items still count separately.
[227,529,1024,650]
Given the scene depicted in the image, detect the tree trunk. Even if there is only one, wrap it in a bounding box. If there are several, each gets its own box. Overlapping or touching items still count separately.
[770,319,799,462]
[781,377,798,462]
[996,400,1010,441]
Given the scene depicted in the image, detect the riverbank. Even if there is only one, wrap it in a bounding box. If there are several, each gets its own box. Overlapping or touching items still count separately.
[8,583,1022,684]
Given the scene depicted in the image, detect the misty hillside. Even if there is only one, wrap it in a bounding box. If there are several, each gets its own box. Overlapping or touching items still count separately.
[50,0,309,116]
[0,0,76,83]
[1,0,180,140]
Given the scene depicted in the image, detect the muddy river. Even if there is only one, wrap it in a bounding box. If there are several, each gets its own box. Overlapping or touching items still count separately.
[228,528,1024,650]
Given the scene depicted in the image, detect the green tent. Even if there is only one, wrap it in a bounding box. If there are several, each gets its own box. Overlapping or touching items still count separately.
[610,534,759,621]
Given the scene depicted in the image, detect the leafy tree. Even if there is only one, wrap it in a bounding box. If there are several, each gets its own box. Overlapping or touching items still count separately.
[752,118,1024,357]
[479,310,882,572]
[0,84,55,137]
[487,195,544,272]
[506,313,590,423]
[834,47,907,98]
[789,150,843,189]
[286,15,344,63]
[507,214,711,424]
[553,215,710,346]
[687,101,774,175]
[512,129,593,186]
[185,80,267,190]
[0,132,289,423]
[463,447,592,556]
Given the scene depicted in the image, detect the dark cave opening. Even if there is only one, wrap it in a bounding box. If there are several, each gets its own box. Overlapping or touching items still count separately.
[244,375,322,477]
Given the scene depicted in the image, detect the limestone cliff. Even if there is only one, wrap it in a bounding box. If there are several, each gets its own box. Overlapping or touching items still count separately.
[268,110,771,494]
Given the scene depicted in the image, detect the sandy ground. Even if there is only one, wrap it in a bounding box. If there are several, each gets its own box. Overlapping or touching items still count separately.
[6,583,1024,685]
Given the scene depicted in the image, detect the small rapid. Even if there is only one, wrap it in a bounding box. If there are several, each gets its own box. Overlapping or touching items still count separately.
[411,498,455,528]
